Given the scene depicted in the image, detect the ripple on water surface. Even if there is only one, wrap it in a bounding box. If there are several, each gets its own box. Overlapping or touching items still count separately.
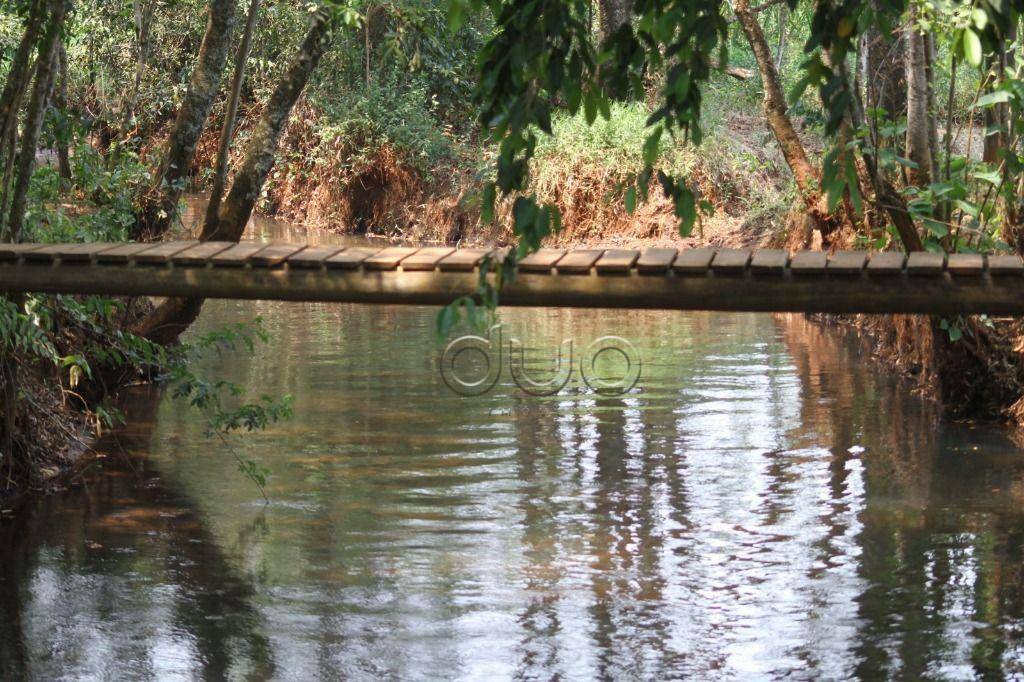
[3,217,1024,678]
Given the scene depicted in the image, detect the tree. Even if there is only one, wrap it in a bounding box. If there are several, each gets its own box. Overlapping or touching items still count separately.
[598,0,631,41]
[905,6,933,186]
[203,0,262,233]
[0,0,68,477]
[733,0,843,245]
[3,0,68,243]
[0,0,46,238]
[132,0,237,242]
[134,6,339,346]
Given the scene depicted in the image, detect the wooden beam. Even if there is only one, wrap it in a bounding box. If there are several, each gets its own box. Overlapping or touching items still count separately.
[1,257,1024,314]
[4,242,1024,315]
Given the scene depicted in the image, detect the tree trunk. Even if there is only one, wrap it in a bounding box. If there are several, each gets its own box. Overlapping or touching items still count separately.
[0,0,45,149]
[905,12,932,187]
[598,0,631,42]
[0,0,64,479]
[774,4,788,74]
[838,58,924,252]
[924,32,941,184]
[55,43,72,182]
[132,0,237,242]
[128,0,156,117]
[984,21,1016,164]
[0,0,46,239]
[864,15,906,125]
[135,8,337,346]
[204,0,262,234]
[734,0,835,241]
[4,0,67,243]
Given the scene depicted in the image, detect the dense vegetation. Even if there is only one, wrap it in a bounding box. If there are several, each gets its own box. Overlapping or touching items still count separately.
[1,0,1023,493]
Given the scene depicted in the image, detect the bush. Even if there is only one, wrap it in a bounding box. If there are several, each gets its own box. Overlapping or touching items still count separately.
[312,74,460,176]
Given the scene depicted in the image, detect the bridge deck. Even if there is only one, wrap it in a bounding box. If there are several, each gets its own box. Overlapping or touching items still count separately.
[2,241,1024,315]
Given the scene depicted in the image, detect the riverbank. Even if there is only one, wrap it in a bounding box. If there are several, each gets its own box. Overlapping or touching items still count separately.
[0,370,93,507]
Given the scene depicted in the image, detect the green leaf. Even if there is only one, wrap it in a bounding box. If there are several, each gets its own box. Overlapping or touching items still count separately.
[481,183,497,223]
[972,7,988,29]
[583,92,597,125]
[973,169,1002,185]
[955,199,980,218]
[974,90,1012,108]
[963,29,983,67]
[624,186,637,214]
[436,304,457,340]
[446,0,467,33]
[642,127,663,166]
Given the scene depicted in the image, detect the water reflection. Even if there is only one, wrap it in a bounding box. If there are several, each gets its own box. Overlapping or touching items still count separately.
[2,215,1024,677]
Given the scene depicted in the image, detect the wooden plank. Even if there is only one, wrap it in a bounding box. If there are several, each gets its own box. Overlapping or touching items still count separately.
[94,243,153,263]
[401,247,455,271]
[172,241,235,265]
[946,253,984,276]
[0,243,45,260]
[636,248,677,273]
[749,249,789,274]
[866,251,905,275]
[827,251,867,275]
[210,243,266,266]
[21,246,59,262]
[286,245,347,268]
[711,248,752,273]
[790,251,827,274]
[906,251,946,275]
[672,248,715,274]
[438,248,492,272]
[249,244,305,267]
[595,249,640,274]
[364,246,419,271]
[11,256,1024,315]
[555,249,604,274]
[27,242,118,262]
[518,248,566,273]
[135,241,196,264]
[988,254,1024,275]
[325,246,381,269]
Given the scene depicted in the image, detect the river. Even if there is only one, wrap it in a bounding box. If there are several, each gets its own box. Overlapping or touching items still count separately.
[2,208,1024,679]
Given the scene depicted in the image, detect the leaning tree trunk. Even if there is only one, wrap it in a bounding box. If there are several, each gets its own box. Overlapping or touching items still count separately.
[905,12,933,187]
[0,0,46,239]
[733,0,838,244]
[132,0,237,242]
[134,8,337,346]
[0,0,45,151]
[204,0,262,233]
[5,0,67,243]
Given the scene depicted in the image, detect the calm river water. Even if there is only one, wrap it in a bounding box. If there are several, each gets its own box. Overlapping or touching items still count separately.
[3,212,1024,679]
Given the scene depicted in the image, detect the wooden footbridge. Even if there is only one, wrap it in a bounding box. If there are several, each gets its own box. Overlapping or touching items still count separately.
[3,240,1024,315]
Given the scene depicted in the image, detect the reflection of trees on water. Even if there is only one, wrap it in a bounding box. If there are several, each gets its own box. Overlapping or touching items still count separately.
[777,313,1024,678]
[0,387,276,678]
[6,296,1024,677]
